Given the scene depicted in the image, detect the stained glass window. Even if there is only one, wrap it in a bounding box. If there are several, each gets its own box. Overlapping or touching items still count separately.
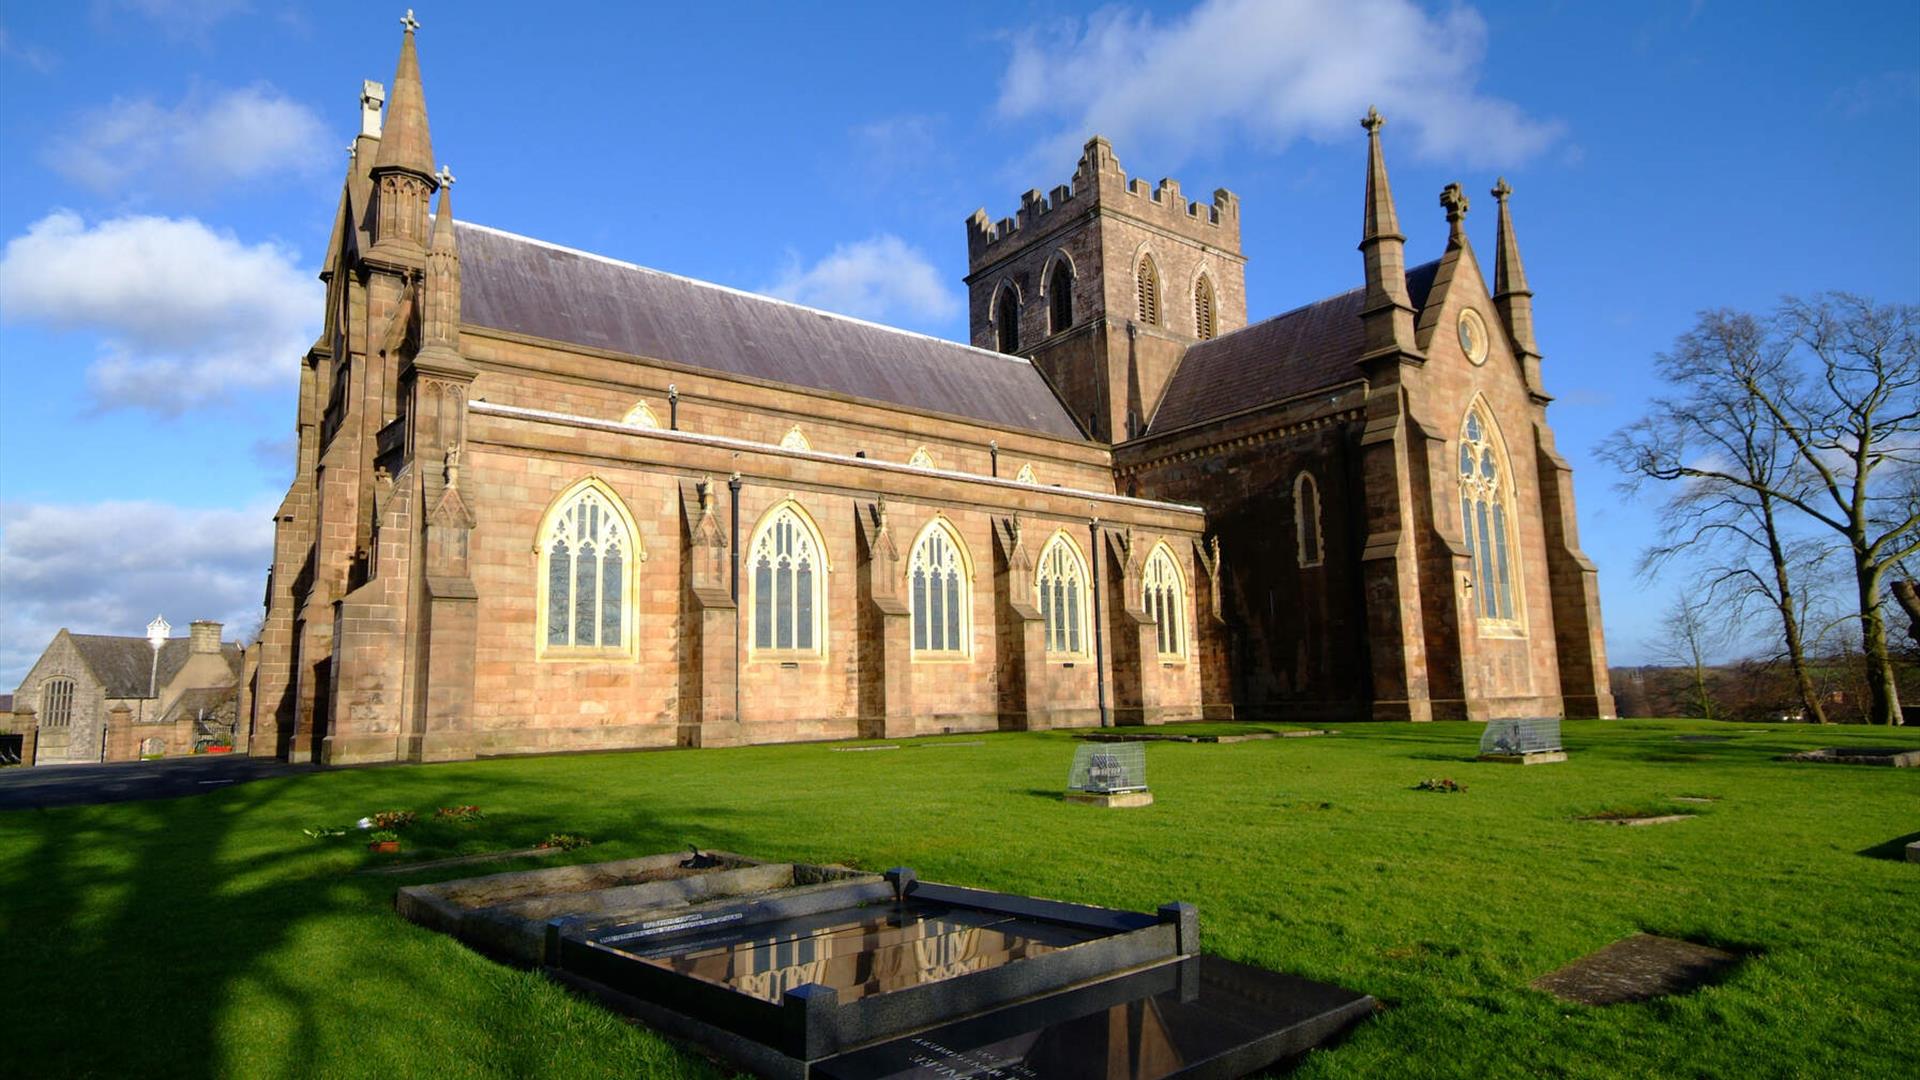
[751,505,825,655]
[1460,403,1521,626]
[539,483,633,654]
[1143,544,1185,658]
[910,521,969,654]
[1037,534,1089,656]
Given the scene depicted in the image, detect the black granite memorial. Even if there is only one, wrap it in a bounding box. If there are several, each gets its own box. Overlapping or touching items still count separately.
[1478,717,1566,764]
[405,852,1373,1078]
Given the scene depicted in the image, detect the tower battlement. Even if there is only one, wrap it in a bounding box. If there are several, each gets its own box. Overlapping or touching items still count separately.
[967,137,1240,267]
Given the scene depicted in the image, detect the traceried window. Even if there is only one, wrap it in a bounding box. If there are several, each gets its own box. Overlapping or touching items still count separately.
[1143,544,1185,658]
[539,481,637,658]
[1048,258,1074,334]
[994,283,1020,354]
[1460,404,1521,627]
[1036,533,1089,657]
[907,447,936,469]
[623,402,660,429]
[41,678,74,726]
[779,425,811,451]
[1193,274,1216,340]
[1136,255,1160,325]
[1015,463,1037,485]
[1294,472,1323,568]
[751,503,826,656]
[910,520,969,655]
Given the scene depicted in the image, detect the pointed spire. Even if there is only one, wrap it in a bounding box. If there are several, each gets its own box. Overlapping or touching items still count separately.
[1360,107,1402,244]
[421,168,462,355]
[1357,107,1418,362]
[1490,178,1529,299]
[1489,178,1543,373]
[367,12,437,262]
[373,11,434,178]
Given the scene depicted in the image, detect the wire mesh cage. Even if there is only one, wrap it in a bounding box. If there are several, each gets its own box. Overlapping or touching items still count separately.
[1479,716,1563,755]
[1069,741,1148,794]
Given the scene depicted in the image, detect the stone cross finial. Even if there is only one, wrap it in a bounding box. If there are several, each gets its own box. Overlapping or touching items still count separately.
[435,164,456,187]
[1440,182,1469,221]
[1491,177,1512,202]
[1361,106,1384,134]
[400,9,420,33]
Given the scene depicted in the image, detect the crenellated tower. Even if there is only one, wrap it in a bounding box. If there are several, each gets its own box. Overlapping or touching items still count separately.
[963,137,1246,443]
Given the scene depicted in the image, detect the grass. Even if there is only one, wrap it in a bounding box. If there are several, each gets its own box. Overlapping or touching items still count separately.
[2,718,1916,1078]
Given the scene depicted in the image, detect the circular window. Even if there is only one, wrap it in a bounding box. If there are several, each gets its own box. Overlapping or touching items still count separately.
[1458,309,1490,365]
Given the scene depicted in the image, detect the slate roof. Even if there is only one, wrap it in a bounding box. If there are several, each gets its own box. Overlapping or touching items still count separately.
[1149,260,1440,434]
[163,686,238,724]
[67,635,243,699]
[0,694,12,713]
[455,222,1088,441]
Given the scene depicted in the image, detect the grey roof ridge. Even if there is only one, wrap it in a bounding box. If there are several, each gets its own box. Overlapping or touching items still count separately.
[453,219,1038,370]
[469,400,1205,516]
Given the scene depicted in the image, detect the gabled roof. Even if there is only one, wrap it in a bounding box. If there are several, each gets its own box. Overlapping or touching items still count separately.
[454,222,1088,441]
[162,686,238,725]
[66,636,243,700]
[1147,260,1439,435]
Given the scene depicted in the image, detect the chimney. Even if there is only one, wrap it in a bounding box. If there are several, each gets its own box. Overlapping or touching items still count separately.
[190,620,223,655]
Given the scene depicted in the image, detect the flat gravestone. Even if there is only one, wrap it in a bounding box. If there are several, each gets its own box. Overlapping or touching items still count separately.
[1479,717,1566,764]
[1532,934,1741,1005]
[1067,742,1151,807]
[1781,747,1920,768]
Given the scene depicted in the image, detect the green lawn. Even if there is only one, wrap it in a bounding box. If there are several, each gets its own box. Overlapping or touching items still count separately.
[3,719,1916,1078]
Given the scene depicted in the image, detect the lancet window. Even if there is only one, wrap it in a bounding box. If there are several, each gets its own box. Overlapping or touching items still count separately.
[539,482,636,656]
[1036,533,1089,657]
[1193,274,1216,340]
[750,504,826,655]
[1136,255,1160,325]
[1048,258,1073,334]
[1295,472,1323,568]
[1460,404,1521,627]
[1143,544,1185,658]
[910,520,969,655]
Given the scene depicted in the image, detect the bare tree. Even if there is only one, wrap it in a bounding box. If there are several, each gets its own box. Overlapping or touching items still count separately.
[1654,593,1725,719]
[1603,309,1828,724]
[1608,295,1919,724]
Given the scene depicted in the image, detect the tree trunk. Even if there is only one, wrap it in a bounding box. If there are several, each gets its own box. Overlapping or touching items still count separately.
[1854,559,1904,725]
[1893,579,1920,647]
[1760,497,1826,724]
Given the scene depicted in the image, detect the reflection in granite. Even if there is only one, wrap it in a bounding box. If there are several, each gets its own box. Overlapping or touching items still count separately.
[594,900,1102,1004]
[815,955,1375,1079]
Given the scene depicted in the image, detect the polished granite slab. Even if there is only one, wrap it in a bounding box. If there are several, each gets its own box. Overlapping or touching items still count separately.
[592,899,1104,1005]
[814,954,1374,1079]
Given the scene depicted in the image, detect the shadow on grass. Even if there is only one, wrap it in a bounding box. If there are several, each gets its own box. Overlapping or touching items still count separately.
[1857,830,1920,861]
[0,765,753,1077]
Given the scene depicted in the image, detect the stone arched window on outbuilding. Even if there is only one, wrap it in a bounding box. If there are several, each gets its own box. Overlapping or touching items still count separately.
[1143,542,1186,659]
[537,479,642,660]
[909,518,971,656]
[1036,532,1090,658]
[1460,402,1523,630]
[994,282,1021,354]
[41,678,74,726]
[1294,471,1323,568]
[1047,256,1074,335]
[749,501,828,657]
[1136,254,1160,325]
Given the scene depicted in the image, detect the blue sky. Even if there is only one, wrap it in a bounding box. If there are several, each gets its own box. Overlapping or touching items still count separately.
[0,0,1916,685]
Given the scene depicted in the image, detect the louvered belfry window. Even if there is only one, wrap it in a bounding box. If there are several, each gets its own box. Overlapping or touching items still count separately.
[1136,255,1159,325]
[1194,274,1215,339]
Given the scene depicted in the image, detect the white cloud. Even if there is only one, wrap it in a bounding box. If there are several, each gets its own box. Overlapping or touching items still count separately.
[997,0,1563,172]
[762,235,962,326]
[0,498,274,688]
[47,83,329,194]
[0,24,58,72]
[0,211,320,413]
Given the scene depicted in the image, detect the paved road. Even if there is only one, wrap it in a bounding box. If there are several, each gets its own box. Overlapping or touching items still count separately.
[0,754,314,811]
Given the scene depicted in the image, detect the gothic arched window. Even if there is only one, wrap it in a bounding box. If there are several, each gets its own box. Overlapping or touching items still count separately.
[1015,463,1037,485]
[750,502,827,656]
[1136,255,1160,325]
[1036,533,1090,657]
[910,519,970,655]
[538,480,639,658]
[41,677,74,727]
[623,401,660,429]
[907,447,936,469]
[994,283,1020,354]
[1460,404,1522,627]
[1193,274,1216,340]
[1295,472,1323,568]
[779,425,811,451]
[1048,257,1074,334]
[1143,543,1185,658]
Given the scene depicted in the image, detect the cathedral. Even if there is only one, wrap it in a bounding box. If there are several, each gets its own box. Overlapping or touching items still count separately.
[246,19,1613,765]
